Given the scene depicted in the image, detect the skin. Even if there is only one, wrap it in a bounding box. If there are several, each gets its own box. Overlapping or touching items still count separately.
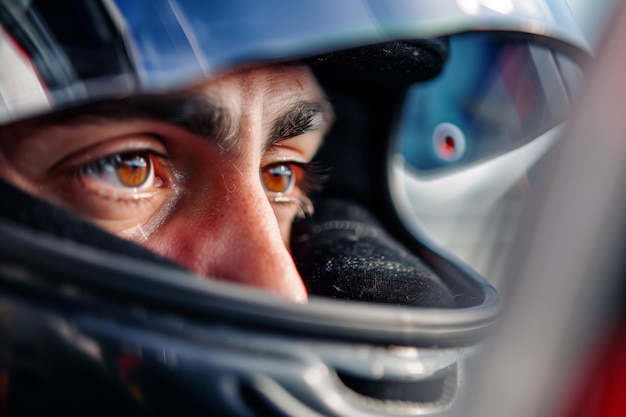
[0,64,334,303]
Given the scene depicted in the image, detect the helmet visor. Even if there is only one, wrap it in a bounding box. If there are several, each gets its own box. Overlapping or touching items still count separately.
[0,0,586,124]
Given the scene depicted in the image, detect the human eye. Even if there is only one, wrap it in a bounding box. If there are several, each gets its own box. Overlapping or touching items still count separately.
[51,137,178,234]
[78,152,164,193]
[261,161,326,218]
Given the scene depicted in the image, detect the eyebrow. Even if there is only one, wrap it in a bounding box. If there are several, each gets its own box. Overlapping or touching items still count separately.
[32,93,333,153]
[266,101,330,151]
[34,94,241,151]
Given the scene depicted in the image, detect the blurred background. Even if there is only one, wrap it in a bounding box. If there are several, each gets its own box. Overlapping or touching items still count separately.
[567,0,622,49]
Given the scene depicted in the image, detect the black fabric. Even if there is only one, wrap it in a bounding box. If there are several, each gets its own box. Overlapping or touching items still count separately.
[290,197,456,307]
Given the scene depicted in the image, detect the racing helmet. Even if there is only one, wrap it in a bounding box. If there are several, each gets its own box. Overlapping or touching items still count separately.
[0,1,589,416]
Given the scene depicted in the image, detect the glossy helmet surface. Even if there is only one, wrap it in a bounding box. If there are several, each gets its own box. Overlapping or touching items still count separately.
[0,1,589,416]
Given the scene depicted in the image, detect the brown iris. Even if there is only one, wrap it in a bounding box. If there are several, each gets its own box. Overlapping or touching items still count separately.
[261,163,297,193]
[115,154,151,187]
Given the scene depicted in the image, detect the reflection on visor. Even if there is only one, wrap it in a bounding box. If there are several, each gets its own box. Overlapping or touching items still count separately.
[396,33,584,174]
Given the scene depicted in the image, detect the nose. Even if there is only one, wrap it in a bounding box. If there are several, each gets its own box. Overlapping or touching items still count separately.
[211,190,308,302]
[165,176,309,303]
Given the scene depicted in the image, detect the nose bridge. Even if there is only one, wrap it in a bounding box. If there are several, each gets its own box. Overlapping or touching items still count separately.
[225,183,282,253]
[205,174,308,302]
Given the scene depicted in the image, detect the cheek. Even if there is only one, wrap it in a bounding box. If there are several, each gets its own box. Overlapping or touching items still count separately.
[138,218,194,259]
[0,148,44,196]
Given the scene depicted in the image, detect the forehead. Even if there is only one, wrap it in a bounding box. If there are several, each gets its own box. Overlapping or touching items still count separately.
[195,64,324,108]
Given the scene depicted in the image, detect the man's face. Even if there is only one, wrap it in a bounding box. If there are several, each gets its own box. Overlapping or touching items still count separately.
[0,64,333,303]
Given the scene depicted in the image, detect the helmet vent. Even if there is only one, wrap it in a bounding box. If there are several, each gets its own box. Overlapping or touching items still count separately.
[336,364,457,407]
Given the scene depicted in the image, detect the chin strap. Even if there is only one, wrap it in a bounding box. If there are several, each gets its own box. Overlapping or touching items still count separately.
[290,197,456,307]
